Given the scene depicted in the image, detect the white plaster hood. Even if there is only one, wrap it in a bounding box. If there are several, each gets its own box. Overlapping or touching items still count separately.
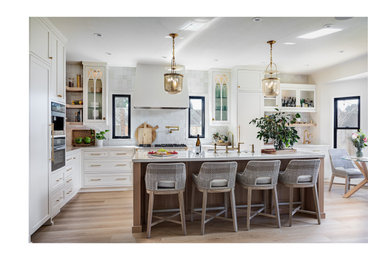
[133,64,189,109]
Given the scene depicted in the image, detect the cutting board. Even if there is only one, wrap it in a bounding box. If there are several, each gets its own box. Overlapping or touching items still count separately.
[135,122,158,145]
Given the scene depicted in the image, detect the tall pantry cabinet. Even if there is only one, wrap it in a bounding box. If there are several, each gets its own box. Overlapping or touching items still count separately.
[29,18,67,236]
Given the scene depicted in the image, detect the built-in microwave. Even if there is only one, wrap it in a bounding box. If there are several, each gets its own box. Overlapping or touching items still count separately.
[51,102,66,136]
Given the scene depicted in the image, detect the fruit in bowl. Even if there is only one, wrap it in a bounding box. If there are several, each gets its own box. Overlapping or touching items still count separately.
[148,150,178,156]
[84,137,91,144]
[75,137,83,144]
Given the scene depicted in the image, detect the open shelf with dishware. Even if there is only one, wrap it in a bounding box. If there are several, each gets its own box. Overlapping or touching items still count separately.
[66,61,84,124]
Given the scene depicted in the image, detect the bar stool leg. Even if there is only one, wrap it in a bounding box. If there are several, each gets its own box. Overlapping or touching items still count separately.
[300,187,305,210]
[201,191,208,235]
[224,192,229,218]
[146,192,154,238]
[246,188,252,230]
[230,189,238,232]
[264,190,269,213]
[313,185,321,225]
[178,191,187,235]
[190,184,195,222]
[289,187,293,227]
[273,186,281,228]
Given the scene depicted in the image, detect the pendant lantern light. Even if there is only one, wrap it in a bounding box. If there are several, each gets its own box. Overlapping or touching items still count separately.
[262,40,280,97]
[164,33,183,94]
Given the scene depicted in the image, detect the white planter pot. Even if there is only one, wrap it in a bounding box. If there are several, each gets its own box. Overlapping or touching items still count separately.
[96,139,104,147]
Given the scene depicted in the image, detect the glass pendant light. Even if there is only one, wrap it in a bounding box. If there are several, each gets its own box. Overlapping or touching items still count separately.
[262,40,280,97]
[164,33,183,94]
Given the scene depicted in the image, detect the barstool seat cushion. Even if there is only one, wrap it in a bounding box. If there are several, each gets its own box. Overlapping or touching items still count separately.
[210,179,228,187]
[297,175,312,183]
[157,180,176,188]
[334,167,363,177]
[255,176,272,185]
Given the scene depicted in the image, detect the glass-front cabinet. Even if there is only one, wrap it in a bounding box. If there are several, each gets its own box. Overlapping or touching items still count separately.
[210,70,230,124]
[83,62,107,124]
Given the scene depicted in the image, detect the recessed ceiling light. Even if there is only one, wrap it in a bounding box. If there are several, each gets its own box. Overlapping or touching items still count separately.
[297,27,342,39]
[105,52,112,56]
[283,42,296,45]
[252,17,263,22]
[93,33,103,38]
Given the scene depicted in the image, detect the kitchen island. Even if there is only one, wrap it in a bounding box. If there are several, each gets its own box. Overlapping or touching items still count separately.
[132,150,325,233]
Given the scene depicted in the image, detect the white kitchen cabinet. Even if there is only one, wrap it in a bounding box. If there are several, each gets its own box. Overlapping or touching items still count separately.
[237,69,262,91]
[82,147,134,189]
[209,69,230,125]
[29,18,50,64]
[83,62,108,125]
[49,33,66,103]
[29,54,51,235]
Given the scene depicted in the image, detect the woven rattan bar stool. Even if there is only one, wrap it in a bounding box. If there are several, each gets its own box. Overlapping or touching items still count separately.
[279,159,321,227]
[145,163,187,238]
[237,160,281,230]
[190,162,238,235]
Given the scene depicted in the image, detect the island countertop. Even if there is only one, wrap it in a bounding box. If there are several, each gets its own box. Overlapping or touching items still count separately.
[132,150,325,163]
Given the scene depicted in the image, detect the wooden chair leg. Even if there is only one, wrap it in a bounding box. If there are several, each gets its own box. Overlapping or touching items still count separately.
[289,187,293,227]
[224,192,229,218]
[273,187,281,228]
[264,190,269,213]
[190,184,195,222]
[201,191,207,235]
[246,188,252,230]
[300,187,305,210]
[146,192,154,238]
[329,175,335,192]
[178,191,187,235]
[348,177,351,191]
[313,185,321,225]
[345,177,349,194]
[230,189,238,232]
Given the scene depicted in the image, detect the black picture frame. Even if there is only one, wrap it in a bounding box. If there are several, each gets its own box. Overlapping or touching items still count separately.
[112,94,131,139]
[188,96,205,138]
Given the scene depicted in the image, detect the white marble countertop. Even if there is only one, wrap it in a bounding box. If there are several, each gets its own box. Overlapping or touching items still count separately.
[132,150,325,163]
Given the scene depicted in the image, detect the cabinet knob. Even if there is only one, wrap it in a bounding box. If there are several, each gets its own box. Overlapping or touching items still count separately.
[212,118,215,121]
[57,94,62,98]
[238,85,240,88]
[103,117,106,120]
[49,57,53,60]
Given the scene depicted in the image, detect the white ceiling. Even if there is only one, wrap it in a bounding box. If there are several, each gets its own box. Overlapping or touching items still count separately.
[49,17,367,74]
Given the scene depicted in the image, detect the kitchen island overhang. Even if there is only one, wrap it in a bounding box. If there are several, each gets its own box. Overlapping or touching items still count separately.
[132,150,326,233]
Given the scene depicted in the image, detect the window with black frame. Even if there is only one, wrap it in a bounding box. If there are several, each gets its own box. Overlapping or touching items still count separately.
[334,96,360,150]
[112,94,131,139]
[188,96,205,138]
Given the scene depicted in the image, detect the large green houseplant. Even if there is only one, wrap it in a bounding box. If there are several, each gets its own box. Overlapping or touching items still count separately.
[250,109,301,150]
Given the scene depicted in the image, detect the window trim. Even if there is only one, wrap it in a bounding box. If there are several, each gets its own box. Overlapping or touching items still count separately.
[188,96,205,138]
[112,94,131,139]
[333,96,360,148]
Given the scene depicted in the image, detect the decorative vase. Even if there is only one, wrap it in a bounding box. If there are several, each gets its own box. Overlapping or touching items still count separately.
[356,148,363,157]
[274,139,285,150]
[97,139,104,147]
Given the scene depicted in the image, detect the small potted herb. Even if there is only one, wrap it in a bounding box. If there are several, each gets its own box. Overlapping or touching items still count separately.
[93,130,109,147]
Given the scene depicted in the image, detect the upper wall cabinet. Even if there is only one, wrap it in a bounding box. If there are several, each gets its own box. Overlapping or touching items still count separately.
[29,18,67,103]
[210,70,230,125]
[237,69,262,91]
[83,62,108,125]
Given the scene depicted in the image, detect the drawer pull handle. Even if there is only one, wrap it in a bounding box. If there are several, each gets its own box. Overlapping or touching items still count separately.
[67,179,72,183]
[115,164,127,167]
[56,197,62,202]
[66,190,72,194]
[116,153,127,155]
[90,178,101,181]
[90,164,101,167]
[66,168,72,172]
[73,157,76,159]
[115,178,127,181]
[90,153,102,156]
[56,178,62,182]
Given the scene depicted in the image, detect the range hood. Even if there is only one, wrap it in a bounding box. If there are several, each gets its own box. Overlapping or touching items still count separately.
[133,64,189,109]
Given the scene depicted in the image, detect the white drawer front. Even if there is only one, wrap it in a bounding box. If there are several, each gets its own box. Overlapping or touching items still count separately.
[84,160,131,172]
[84,174,131,187]
[50,170,64,191]
[51,189,64,210]
[110,161,132,172]
[64,184,74,200]
[84,151,109,159]
[65,173,73,186]
[108,150,134,159]
[65,165,73,178]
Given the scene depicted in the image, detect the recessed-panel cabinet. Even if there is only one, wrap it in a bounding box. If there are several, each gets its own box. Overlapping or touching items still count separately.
[49,33,66,103]
[210,70,230,125]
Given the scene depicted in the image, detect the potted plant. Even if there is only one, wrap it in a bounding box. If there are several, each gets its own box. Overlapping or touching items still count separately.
[351,130,367,157]
[93,129,109,147]
[250,109,301,150]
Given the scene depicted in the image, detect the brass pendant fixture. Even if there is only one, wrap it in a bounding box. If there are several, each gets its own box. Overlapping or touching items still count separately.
[164,33,183,94]
[262,40,280,97]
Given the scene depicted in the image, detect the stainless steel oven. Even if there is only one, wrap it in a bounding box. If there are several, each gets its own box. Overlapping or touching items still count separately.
[51,136,66,172]
[51,102,66,136]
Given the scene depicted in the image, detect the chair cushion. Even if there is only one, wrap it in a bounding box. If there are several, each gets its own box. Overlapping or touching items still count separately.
[210,179,228,187]
[335,167,363,177]
[157,180,175,189]
[297,175,312,183]
[255,177,272,185]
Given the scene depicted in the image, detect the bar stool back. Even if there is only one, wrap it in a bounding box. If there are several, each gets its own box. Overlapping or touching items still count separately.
[145,163,186,238]
[279,159,321,227]
[237,160,281,230]
[190,161,238,235]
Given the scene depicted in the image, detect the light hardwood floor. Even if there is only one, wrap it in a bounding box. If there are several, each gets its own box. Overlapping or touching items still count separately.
[31,183,367,243]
